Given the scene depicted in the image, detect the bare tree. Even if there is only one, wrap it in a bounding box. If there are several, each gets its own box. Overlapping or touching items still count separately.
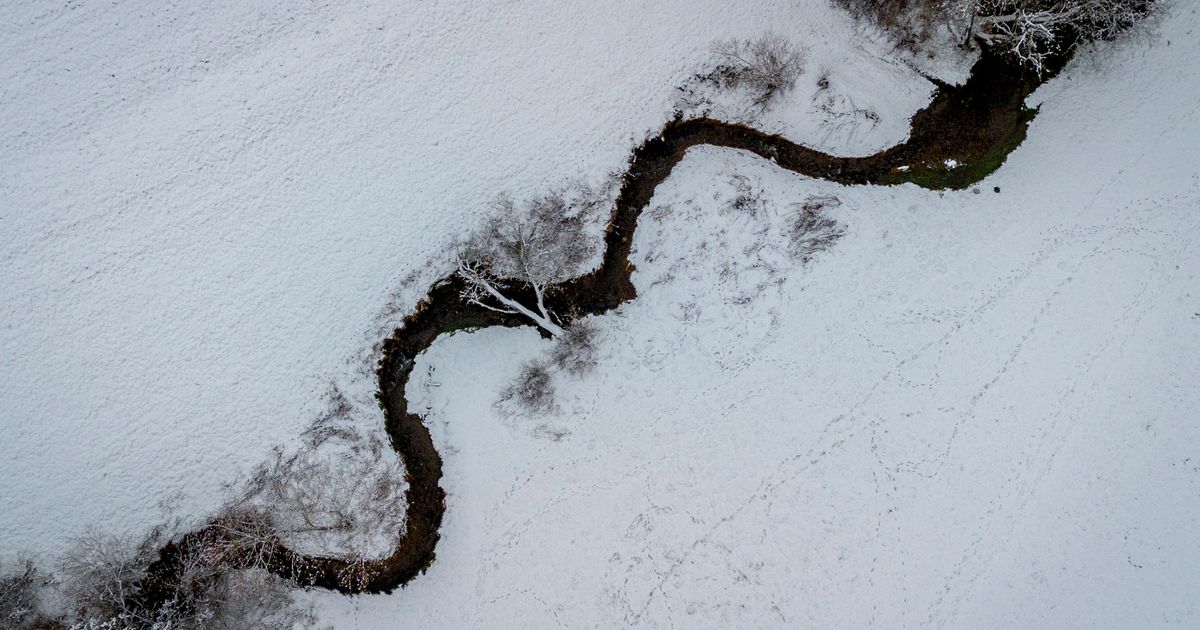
[835,0,1160,73]
[959,0,1160,72]
[457,191,597,337]
[59,531,155,627]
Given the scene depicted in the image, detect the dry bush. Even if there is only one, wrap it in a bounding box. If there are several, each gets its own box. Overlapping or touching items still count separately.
[57,524,318,630]
[237,427,407,558]
[1,559,48,629]
[499,360,557,415]
[724,174,767,220]
[330,556,378,593]
[787,195,846,263]
[707,33,807,110]
[175,514,320,630]
[197,508,282,573]
[224,382,405,562]
[550,320,599,376]
[172,567,316,630]
[675,33,806,122]
[59,531,156,627]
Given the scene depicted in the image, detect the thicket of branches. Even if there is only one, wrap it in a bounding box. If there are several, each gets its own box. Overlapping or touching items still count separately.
[708,33,808,110]
[677,33,808,121]
[549,319,599,376]
[498,360,557,415]
[835,0,1161,72]
[235,395,407,559]
[834,0,940,50]
[788,194,846,264]
[47,514,319,630]
[496,319,601,416]
[2,376,414,628]
[1,559,48,629]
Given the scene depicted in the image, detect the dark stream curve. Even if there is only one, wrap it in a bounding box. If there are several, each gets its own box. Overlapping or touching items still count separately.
[141,49,1048,601]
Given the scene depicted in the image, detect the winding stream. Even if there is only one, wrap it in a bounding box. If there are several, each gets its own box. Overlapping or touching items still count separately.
[141,48,1048,600]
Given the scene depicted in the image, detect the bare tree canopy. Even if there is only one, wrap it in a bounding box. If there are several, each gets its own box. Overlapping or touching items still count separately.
[237,427,407,559]
[457,189,599,337]
[835,0,1160,72]
[964,0,1160,71]
[57,525,318,630]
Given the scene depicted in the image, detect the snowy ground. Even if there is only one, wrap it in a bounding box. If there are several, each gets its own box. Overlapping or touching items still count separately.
[4,0,1199,628]
[1,0,911,560]
[313,8,1199,630]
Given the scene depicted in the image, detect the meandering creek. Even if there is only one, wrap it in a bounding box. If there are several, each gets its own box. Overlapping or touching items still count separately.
[140,48,1048,601]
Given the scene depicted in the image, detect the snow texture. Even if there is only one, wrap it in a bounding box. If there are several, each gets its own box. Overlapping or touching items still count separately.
[2,0,902,560]
[3,0,1199,628]
[313,7,1199,629]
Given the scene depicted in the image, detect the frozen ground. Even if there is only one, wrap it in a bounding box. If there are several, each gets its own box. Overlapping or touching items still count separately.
[3,0,1199,628]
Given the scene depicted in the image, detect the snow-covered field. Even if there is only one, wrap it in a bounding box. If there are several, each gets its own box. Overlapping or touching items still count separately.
[3,0,1199,628]
[1,0,909,560]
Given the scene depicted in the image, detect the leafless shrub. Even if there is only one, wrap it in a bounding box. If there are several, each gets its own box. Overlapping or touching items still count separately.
[724,174,767,220]
[458,187,599,337]
[176,567,317,630]
[550,320,599,376]
[237,428,407,558]
[1,559,48,629]
[330,556,378,593]
[705,33,808,111]
[57,524,318,630]
[787,195,846,263]
[499,360,556,415]
[172,516,321,630]
[197,508,282,573]
[59,531,157,627]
